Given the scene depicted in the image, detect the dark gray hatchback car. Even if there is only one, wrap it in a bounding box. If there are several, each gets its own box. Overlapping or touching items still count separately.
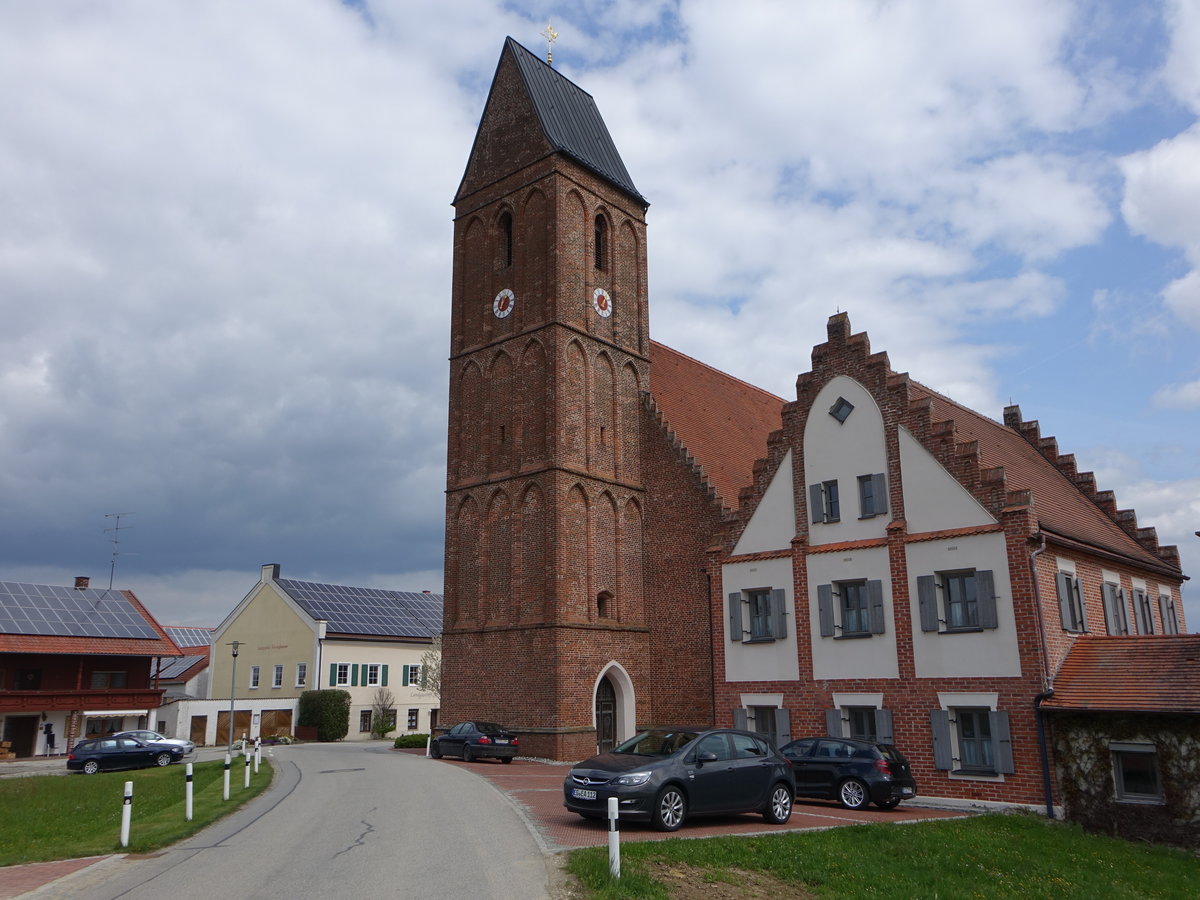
[780,737,917,810]
[564,726,795,831]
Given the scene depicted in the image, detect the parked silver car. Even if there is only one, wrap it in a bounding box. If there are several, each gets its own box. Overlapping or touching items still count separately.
[114,730,195,756]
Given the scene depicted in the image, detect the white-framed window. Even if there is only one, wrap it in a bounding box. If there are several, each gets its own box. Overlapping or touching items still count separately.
[817,580,885,638]
[365,663,381,687]
[1102,581,1130,635]
[917,569,998,633]
[1110,742,1163,804]
[1055,571,1087,632]
[407,708,419,730]
[272,664,283,688]
[1159,593,1180,634]
[728,588,788,643]
[403,664,421,687]
[296,662,307,687]
[857,473,887,518]
[335,663,350,686]
[809,480,840,524]
[931,704,1014,777]
[359,710,372,733]
[250,666,260,689]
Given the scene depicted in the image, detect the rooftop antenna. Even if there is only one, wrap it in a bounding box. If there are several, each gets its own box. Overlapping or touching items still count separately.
[540,19,558,65]
[104,512,134,590]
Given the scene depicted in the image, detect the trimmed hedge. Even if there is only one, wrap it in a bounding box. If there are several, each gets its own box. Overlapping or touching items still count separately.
[298,689,351,742]
[393,733,430,749]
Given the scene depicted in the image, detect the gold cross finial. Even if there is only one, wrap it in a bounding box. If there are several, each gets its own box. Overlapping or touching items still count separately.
[540,20,558,65]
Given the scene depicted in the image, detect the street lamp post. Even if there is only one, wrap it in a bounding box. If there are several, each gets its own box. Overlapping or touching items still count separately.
[226,641,242,757]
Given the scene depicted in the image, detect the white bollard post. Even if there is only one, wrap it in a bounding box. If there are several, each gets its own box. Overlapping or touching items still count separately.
[244,744,251,788]
[185,762,194,821]
[223,752,231,800]
[254,738,261,773]
[607,796,620,879]
[425,735,431,758]
[120,781,133,848]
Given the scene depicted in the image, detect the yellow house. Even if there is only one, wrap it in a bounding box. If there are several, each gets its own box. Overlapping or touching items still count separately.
[207,564,441,744]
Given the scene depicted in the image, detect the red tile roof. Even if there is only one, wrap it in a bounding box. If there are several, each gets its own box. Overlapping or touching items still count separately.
[649,341,785,510]
[1042,636,1200,713]
[912,387,1169,571]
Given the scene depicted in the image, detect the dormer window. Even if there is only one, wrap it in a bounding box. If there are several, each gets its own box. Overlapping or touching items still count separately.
[594,214,607,270]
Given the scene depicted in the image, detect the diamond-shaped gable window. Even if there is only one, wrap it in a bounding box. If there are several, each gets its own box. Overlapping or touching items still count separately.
[829,397,854,424]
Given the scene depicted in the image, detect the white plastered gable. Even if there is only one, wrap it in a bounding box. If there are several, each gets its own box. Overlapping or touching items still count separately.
[733,450,795,555]
[898,426,996,532]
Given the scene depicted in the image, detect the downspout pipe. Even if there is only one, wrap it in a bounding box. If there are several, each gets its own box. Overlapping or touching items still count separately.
[1029,533,1056,819]
[1034,689,1056,819]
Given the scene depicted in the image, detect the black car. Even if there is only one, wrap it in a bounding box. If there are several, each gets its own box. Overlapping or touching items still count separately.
[780,737,917,810]
[67,735,186,774]
[564,727,795,832]
[430,721,519,763]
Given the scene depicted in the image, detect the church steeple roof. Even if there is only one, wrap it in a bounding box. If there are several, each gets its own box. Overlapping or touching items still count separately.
[456,37,645,206]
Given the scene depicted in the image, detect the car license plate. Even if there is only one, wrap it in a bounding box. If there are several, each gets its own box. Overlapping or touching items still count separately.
[495,739,509,744]
[901,787,914,796]
[572,788,597,800]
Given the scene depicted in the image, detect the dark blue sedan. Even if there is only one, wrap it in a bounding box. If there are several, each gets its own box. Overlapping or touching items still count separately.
[430,721,519,763]
[67,735,186,774]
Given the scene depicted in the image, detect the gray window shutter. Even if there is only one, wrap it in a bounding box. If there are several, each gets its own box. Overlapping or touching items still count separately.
[817,584,835,637]
[1101,583,1116,633]
[930,710,952,770]
[733,708,748,731]
[875,709,894,744]
[825,707,842,737]
[871,473,888,515]
[976,569,997,629]
[770,588,788,639]
[868,579,885,634]
[1160,594,1175,634]
[728,592,743,642]
[1134,590,1152,634]
[917,575,939,632]
[1055,572,1073,629]
[990,711,1015,774]
[1075,578,1088,632]
[1118,588,1130,634]
[775,708,791,746]
[809,483,824,524]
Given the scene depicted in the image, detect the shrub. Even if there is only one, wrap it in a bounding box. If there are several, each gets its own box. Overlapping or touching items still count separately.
[394,733,430,749]
[298,689,351,742]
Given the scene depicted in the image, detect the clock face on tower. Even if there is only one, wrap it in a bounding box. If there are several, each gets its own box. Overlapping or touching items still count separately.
[493,289,515,318]
[592,288,612,318]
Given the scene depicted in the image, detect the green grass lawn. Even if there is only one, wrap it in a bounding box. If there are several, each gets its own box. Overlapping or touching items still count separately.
[0,758,273,866]
[567,812,1200,899]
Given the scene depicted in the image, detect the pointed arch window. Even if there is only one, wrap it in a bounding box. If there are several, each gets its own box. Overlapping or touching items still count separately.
[594,214,607,271]
[498,210,513,268]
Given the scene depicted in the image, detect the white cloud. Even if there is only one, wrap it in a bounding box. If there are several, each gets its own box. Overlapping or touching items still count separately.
[1153,378,1200,409]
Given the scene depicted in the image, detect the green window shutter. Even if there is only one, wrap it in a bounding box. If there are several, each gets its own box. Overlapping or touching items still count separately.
[825,708,842,736]
[770,588,788,639]
[976,569,998,629]
[868,579,885,634]
[402,665,410,686]
[990,711,1015,774]
[728,593,743,642]
[817,584,835,637]
[809,483,824,524]
[875,709,894,744]
[917,575,939,632]
[351,664,359,687]
[930,710,952,770]
[329,663,337,686]
[381,664,389,686]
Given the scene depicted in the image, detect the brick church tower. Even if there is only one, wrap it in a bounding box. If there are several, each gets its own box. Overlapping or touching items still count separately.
[441,38,664,759]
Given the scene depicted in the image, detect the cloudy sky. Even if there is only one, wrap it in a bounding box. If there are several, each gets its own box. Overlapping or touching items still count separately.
[2,0,1197,631]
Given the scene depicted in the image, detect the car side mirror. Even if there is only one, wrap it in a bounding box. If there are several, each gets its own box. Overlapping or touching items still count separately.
[697,751,718,766]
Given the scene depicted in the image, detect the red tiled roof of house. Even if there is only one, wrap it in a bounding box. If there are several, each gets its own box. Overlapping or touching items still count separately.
[911,386,1169,571]
[1042,636,1200,713]
[649,341,785,511]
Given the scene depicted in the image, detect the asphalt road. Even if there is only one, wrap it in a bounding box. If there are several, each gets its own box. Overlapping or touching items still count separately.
[33,743,557,899]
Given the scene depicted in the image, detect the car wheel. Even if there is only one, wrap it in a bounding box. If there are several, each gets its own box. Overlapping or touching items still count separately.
[838,778,869,810]
[430,741,442,759]
[462,744,474,763]
[83,760,100,775]
[651,785,687,832]
[155,752,172,767]
[501,756,513,764]
[875,798,901,810]
[762,782,793,824]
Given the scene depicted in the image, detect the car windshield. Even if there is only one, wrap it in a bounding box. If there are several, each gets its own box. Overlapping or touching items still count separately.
[476,722,507,734]
[613,730,699,757]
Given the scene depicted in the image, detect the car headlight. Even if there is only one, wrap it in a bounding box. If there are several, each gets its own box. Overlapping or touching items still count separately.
[612,771,651,786]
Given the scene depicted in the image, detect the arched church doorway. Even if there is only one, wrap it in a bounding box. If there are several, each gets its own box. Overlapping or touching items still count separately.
[595,676,616,753]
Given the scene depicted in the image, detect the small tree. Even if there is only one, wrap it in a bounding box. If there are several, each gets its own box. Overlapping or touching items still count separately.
[370,687,397,738]
[298,689,351,742]
[417,634,441,696]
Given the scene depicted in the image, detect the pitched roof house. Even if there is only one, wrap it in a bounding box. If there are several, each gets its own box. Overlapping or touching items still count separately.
[440,38,1190,819]
[0,577,181,757]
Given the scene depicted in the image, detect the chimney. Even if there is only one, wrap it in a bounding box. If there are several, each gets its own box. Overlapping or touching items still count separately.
[422,590,431,594]
[74,576,90,590]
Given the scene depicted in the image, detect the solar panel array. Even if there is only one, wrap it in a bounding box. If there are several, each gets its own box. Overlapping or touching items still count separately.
[165,625,213,648]
[0,582,161,640]
[153,654,207,679]
[278,579,443,638]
